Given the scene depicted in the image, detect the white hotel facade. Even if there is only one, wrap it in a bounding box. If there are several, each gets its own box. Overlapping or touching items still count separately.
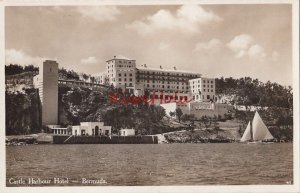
[99,56,216,103]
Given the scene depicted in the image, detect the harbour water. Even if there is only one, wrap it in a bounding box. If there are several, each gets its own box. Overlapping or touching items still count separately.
[6,143,293,186]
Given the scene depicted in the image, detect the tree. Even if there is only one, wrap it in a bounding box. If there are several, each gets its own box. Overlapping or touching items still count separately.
[175,108,183,123]
[200,115,211,129]
[169,111,175,117]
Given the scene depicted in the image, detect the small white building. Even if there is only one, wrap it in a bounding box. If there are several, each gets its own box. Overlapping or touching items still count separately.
[160,101,234,119]
[119,128,135,136]
[72,122,111,136]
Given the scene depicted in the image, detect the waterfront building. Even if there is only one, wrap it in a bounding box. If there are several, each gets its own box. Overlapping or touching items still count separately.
[72,122,111,136]
[33,60,58,125]
[119,128,135,136]
[160,102,234,119]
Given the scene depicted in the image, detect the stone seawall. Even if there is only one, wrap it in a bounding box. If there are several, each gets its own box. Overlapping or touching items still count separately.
[53,135,158,144]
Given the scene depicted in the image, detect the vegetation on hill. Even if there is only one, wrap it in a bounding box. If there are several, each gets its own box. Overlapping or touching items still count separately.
[58,85,169,134]
[216,77,293,109]
[5,64,38,76]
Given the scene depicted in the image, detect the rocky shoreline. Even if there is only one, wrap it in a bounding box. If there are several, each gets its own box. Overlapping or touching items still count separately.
[161,127,239,143]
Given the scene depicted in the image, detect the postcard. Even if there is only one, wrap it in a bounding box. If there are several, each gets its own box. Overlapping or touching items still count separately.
[0,0,299,193]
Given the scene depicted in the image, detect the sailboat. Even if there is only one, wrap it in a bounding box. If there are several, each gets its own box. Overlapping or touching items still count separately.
[240,111,274,143]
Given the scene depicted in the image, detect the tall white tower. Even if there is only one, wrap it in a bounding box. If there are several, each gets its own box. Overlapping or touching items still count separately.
[33,60,58,125]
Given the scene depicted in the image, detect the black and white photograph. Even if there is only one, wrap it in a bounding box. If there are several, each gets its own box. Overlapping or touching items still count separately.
[1,0,299,193]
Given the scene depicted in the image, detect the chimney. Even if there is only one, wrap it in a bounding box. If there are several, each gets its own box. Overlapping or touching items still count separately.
[174,66,177,70]
[144,64,147,68]
[114,56,116,59]
[160,65,162,69]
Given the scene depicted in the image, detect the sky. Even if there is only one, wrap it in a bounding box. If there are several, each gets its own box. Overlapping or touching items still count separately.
[5,4,292,86]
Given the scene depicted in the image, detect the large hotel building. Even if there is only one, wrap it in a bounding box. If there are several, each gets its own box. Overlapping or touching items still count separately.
[98,56,216,103]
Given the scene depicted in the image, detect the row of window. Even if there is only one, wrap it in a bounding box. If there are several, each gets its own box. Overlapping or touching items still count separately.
[193,95,212,100]
[107,60,133,64]
[118,83,133,87]
[118,78,133,82]
[145,84,188,90]
[137,70,200,77]
[149,95,188,100]
[118,73,133,77]
[192,80,214,84]
[138,80,186,85]
[192,85,214,88]
[192,89,214,93]
[137,75,190,81]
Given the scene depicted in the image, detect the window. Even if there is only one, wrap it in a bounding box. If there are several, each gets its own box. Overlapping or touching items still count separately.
[147,84,149,87]
[167,86,170,88]
[129,78,132,81]
[124,78,127,81]
[162,85,165,88]
[211,85,213,88]
[119,78,121,81]
[207,95,210,99]
[129,73,132,76]
[211,81,213,83]
[203,85,205,87]
[204,89,206,92]
[119,73,121,77]
[124,74,127,77]
[153,85,155,88]
[203,80,206,83]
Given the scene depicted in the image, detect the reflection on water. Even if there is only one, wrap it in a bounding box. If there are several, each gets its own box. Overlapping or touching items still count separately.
[6,143,293,186]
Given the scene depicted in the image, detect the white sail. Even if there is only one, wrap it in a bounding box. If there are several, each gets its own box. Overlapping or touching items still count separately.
[252,111,274,141]
[240,121,252,142]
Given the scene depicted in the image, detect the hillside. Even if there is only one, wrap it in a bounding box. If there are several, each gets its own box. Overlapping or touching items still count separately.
[215,77,293,109]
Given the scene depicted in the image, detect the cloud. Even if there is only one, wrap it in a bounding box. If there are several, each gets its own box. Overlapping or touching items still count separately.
[159,42,170,51]
[77,6,121,22]
[227,34,267,60]
[127,5,221,35]
[248,44,266,59]
[227,34,254,53]
[80,56,98,64]
[5,49,48,66]
[194,38,222,52]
